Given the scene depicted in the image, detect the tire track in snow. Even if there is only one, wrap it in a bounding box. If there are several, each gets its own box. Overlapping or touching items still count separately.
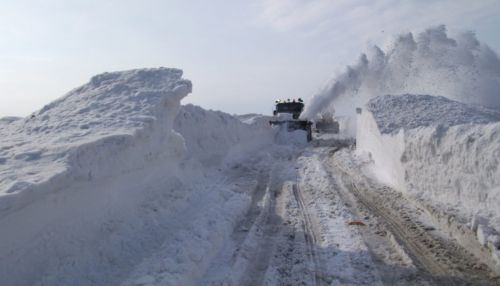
[329,150,496,285]
[200,150,331,286]
[292,183,326,286]
[198,161,286,286]
[346,180,452,283]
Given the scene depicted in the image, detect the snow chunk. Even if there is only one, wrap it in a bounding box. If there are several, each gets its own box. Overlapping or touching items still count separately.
[367,94,500,134]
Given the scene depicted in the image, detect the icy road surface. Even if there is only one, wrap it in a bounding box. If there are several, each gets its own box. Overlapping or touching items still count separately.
[120,136,498,286]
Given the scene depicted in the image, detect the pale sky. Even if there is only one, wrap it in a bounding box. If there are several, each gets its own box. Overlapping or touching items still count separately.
[1,0,500,117]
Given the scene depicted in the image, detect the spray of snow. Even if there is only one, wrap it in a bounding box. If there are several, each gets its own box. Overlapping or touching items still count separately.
[303,25,500,121]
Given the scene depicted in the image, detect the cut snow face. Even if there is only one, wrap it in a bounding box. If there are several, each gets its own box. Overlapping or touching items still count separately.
[367,94,500,134]
[0,68,192,216]
[304,25,500,120]
[357,94,500,257]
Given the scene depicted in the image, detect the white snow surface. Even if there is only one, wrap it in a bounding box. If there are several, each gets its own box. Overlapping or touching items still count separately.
[0,68,191,216]
[357,94,500,258]
[0,67,278,285]
[175,105,274,165]
[367,94,500,134]
[1,65,385,285]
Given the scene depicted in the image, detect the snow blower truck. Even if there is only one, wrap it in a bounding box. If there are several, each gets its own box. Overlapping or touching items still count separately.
[269,99,313,141]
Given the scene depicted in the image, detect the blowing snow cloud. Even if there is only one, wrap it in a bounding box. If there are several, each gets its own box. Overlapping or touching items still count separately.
[303,25,500,119]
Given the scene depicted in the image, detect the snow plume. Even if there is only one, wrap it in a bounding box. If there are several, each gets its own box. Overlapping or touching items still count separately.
[303,25,500,119]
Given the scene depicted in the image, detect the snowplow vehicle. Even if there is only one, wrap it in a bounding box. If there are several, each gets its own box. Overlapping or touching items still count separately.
[269,99,313,141]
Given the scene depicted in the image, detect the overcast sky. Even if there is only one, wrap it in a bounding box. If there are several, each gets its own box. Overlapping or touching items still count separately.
[1,0,500,117]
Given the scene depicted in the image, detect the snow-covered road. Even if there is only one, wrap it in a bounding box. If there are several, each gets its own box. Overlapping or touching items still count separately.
[119,138,498,286]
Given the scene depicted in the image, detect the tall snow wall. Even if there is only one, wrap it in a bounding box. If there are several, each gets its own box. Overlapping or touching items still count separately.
[357,94,500,256]
[0,68,192,217]
[0,68,274,285]
[175,104,274,166]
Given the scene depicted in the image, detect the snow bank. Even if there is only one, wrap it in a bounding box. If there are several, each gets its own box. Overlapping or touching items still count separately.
[174,105,274,165]
[0,67,276,285]
[0,68,194,285]
[0,68,191,217]
[357,94,500,263]
[304,25,500,122]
